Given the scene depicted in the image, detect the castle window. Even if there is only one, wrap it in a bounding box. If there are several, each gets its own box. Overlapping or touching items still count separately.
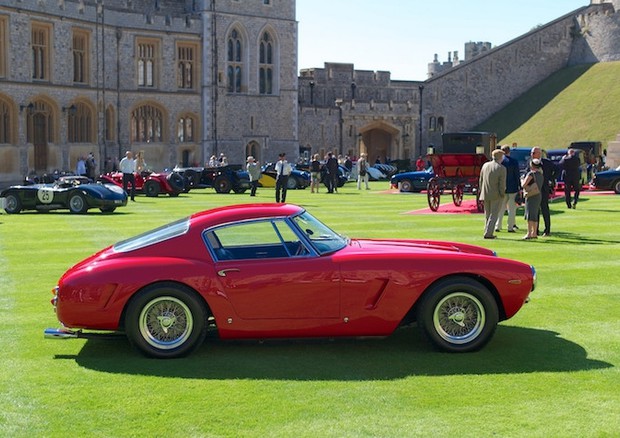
[177,116,195,143]
[259,32,273,95]
[67,102,94,143]
[0,16,7,79]
[227,29,244,93]
[31,22,52,81]
[72,29,90,84]
[131,104,163,143]
[177,42,198,90]
[0,99,11,143]
[137,38,159,88]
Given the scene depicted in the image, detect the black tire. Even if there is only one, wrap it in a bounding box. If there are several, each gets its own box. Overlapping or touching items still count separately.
[184,169,199,189]
[214,176,232,194]
[399,179,413,192]
[124,282,208,358]
[4,192,22,214]
[233,187,247,194]
[68,193,88,214]
[613,179,620,194]
[167,172,185,194]
[144,180,160,197]
[286,176,298,190]
[416,276,499,352]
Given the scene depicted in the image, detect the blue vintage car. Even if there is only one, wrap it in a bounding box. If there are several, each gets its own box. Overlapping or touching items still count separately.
[1,176,128,214]
[591,165,620,194]
[390,167,435,192]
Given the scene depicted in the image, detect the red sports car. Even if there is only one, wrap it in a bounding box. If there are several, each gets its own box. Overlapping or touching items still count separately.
[45,204,536,358]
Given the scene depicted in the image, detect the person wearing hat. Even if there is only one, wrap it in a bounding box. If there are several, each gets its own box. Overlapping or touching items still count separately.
[275,152,291,203]
[478,148,507,239]
[246,156,261,197]
[357,153,370,190]
[522,158,544,240]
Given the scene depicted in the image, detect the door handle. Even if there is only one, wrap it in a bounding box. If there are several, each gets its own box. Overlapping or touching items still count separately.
[217,268,240,277]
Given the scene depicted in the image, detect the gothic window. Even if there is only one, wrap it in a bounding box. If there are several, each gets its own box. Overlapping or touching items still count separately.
[177,116,195,143]
[0,99,10,143]
[31,23,52,81]
[67,103,93,143]
[72,29,89,84]
[227,29,243,93]
[177,43,197,89]
[0,16,7,79]
[137,39,159,88]
[259,32,273,95]
[131,104,163,143]
[437,117,445,133]
[428,116,437,131]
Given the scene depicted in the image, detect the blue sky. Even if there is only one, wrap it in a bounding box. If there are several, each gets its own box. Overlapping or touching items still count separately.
[297,0,588,80]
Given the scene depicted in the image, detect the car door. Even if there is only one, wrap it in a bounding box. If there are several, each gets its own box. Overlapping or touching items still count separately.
[206,219,340,320]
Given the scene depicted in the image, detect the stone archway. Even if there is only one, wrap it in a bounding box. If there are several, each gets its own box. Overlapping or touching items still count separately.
[358,121,401,164]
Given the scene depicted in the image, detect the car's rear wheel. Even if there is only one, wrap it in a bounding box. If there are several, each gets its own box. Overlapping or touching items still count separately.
[144,180,160,197]
[286,176,298,189]
[613,179,620,194]
[4,193,22,214]
[68,193,87,214]
[417,277,498,352]
[214,176,232,194]
[125,283,208,358]
[399,179,413,192]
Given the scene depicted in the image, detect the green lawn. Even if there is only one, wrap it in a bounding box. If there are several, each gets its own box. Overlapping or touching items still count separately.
[1,182,618,437]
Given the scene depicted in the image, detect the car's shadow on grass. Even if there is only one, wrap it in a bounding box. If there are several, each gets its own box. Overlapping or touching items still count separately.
[58,325,612,380]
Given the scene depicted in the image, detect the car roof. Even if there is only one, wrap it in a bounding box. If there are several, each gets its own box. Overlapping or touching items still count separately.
[190,203,304,226]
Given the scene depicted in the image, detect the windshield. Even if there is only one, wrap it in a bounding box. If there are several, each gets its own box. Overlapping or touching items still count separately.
[113,217,190,253]
[292,211,348,255]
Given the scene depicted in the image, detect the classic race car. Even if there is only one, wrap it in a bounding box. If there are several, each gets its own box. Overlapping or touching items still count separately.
[99,170,186,197]
[259,163,310,190]
[1,177,127,214]
[45,204,536,358]
[173,165,251,194]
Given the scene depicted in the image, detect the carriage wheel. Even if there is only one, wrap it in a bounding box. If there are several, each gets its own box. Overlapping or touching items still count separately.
[427,179,441,212]
[452,184,464,206]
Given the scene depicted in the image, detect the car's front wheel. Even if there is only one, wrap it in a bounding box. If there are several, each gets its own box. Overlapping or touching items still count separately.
[68,193,87,214]
[125,283,208,358]
[417,277,498,352]
[4,192,22,214]
[613,179,620,194]
[399,179,413,192]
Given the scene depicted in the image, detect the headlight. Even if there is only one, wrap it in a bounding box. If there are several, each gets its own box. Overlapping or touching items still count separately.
[105,184,125,194]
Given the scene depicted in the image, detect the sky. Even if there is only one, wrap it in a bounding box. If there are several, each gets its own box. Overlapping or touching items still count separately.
[297,0,588,81]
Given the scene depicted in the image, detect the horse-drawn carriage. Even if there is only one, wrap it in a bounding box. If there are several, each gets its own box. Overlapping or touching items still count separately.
[426,153,488,212]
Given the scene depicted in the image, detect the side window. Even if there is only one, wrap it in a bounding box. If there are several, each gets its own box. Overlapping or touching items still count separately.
[205,219,310,261]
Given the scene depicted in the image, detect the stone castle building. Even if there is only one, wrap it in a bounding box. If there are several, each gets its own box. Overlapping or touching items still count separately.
[1,0,620,184]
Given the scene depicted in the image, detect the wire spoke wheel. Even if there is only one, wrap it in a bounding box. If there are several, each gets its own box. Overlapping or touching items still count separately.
[139,296,193,349]
[433,292,485,344]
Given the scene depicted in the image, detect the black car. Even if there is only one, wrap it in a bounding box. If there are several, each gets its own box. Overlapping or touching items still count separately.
[591,165,620,194]
[173,165,250,194]
[546,149,588,187]
[1,177,128,214]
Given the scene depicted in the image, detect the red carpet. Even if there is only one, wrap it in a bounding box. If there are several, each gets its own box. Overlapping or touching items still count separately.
[405,199,481,215]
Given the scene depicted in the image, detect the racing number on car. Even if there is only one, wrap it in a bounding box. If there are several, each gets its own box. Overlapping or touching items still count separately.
[37,187,55,204]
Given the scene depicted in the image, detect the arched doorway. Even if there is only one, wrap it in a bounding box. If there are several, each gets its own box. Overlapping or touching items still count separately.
[245,141,260,163]
[358,121,400,164]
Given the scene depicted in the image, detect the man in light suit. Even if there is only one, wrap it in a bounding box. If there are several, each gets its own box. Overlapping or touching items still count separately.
[478,149,507,239]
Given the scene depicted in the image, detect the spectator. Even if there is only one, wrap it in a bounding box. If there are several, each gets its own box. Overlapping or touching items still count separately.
[478,149,506,239]
[357,153,370,190]
[246,156,261,197]
[310,154,321,193]
[560,148,581,209]
[522,159,544,240]
[531,147,556,236]
[119,151,136,201]
[76,156,87,177]
[274,152,291,203]
[496,145,520,233]
[325,152,339,193]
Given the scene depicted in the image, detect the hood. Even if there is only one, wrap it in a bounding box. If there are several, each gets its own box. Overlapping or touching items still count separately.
[353,238,496,257]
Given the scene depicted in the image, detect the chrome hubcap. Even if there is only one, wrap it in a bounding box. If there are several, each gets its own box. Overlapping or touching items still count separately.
[433,292,485,344]
[139,296,193,349]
